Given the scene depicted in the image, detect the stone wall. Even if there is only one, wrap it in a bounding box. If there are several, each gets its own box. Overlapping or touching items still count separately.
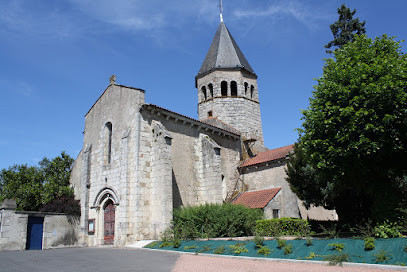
[0,210,79,251]
[240,161,301,218]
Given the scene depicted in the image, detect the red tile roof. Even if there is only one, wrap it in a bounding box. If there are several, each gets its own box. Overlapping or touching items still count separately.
[231,188,281,209]
[239,144,294,168]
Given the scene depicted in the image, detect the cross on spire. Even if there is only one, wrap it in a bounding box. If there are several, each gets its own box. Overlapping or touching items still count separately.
[219,0,224,22]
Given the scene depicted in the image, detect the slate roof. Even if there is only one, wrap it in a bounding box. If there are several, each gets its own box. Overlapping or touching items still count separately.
[197,22,256,78]
[232,188,281,209]
[239,144,294,168]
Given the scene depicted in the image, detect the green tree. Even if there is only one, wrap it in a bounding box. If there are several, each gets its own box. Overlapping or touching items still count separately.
[325,4,366,53]
[288,35,407,223]
[0,152,75,211]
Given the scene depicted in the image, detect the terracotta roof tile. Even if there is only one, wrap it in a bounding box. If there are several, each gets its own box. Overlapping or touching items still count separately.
[231,188,281,209]
[239,144,294,168]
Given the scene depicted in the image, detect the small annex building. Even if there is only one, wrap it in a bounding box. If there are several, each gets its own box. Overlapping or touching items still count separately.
[70,20,336,247]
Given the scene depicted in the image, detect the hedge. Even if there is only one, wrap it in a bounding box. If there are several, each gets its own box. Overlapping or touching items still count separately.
[255,218,310,237]
[172,203,263,239]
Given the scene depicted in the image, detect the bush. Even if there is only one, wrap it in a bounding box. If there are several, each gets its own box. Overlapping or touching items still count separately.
[255,218,310,237]
[283,244,293,255]
[305,252,316,260]
[253,236,265,248]
[229,242,248,255]
[172,203,263,239]
[324,253,350,266]
[213,245,225,254]
[364,237,375,251]
[373,250,392,263]
[306,238,313,246]
[277,239,287,249]
[327,243,345,252]
[39,196,80,216]
[374,221,402,238]
[404,245,407,253]
[257,245,272,256]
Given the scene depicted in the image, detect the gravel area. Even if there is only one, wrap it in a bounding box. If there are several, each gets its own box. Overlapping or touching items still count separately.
[171,254,407,272]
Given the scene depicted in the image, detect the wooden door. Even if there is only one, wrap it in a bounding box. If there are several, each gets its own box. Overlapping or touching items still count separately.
[104,200,115,245]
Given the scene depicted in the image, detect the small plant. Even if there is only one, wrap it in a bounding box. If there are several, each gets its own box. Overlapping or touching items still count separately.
[257,245,272,256]
[373,250,392,263]
[159,241,172,248]
[277,238,287,249]
[172,237,181,248]
[184,244,198,250]
[229,242,249,255]
[159,228,173,247]
[324,253,350,266]
[213,245,226,254]
[403,245,407,253]
[374,220,402,238]
[306,238,313,246]
[364,237,375,251]
[253,236,265,248]
[197,245,213,253]
[305,252,316,260]
[327,243,345,252]
[145,241,159,248]
[320,224,340,238]
[283,244,292,255]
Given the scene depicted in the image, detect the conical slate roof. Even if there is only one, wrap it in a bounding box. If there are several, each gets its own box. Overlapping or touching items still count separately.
[197,22,256,78]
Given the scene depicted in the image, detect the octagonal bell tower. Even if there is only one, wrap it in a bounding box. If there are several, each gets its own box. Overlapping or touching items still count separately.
[196,21,265,152]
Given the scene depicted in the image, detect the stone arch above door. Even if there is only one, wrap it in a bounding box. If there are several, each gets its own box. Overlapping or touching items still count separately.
[91,187,119,209]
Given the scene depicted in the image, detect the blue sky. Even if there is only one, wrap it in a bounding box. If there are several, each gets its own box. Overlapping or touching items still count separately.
[1,0,406,169]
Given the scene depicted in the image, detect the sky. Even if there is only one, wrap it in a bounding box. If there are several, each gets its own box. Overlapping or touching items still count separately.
[1,0,406,169]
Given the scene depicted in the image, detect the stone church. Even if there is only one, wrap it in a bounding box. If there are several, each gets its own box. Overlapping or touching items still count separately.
[70,20,336,246]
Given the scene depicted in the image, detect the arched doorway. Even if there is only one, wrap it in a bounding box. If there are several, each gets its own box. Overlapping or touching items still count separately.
[104,199,115,245]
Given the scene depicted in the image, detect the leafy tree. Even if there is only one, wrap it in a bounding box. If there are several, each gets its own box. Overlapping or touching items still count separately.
[287,35,407,223]
[0,152,76,212]
[325,4,366,53]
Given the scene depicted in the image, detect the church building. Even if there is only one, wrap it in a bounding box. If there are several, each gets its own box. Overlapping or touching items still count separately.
[70,18,336,247]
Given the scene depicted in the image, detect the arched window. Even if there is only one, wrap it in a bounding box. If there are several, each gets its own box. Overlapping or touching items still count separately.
[105,122,112,164]
[221,81,228,96]
[251,85,255,99]
[208,84,214,98]
[201,86,207,101]
[231,81,237,96]
[244,82,248,96]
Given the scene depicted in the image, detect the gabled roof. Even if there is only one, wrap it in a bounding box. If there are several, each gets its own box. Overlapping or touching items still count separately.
[197,22,256,79]
[240,144,294,168]
[231,188,281,209]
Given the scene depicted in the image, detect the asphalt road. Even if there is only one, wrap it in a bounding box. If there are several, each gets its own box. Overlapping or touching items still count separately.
[0,247,179,272]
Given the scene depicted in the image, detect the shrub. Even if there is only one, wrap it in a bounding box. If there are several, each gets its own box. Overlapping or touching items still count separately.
[327,243,345,252]
[404,245,407,253]
[184,244,197,250]
[257,245,272,256]
[374,221,402,238]
[324,253,350,266]
[277,239,287,249]
[283,244,292,255]
[229,242,248,255]
[255,218,310,237]
[253,236,265,248]
[213,245,226,254]
[306,238,313,246]
[373,250,392,263]
[159,229,173,247]
[172,237,181,248]
[197,245,213,253]
[364,237,375,251]
[145,241,159,248]
[305,252,316,260]
[172,203,263,239]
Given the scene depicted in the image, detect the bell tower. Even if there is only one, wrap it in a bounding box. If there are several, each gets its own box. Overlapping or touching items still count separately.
[196,21,265,152]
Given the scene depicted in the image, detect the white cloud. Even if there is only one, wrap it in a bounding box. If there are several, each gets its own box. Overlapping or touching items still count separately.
[232,1,332,31]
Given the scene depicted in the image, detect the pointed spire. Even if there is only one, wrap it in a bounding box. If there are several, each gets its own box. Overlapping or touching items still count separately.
[197,22,256,78]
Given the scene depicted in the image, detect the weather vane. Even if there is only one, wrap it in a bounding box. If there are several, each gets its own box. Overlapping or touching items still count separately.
[219,0,224,22]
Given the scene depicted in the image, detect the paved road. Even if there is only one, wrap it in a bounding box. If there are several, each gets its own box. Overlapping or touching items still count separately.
[0,247,179,272]
[1,247,406,272]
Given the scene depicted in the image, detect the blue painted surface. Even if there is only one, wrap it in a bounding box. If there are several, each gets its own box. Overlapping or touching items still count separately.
[26,217,44,250]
